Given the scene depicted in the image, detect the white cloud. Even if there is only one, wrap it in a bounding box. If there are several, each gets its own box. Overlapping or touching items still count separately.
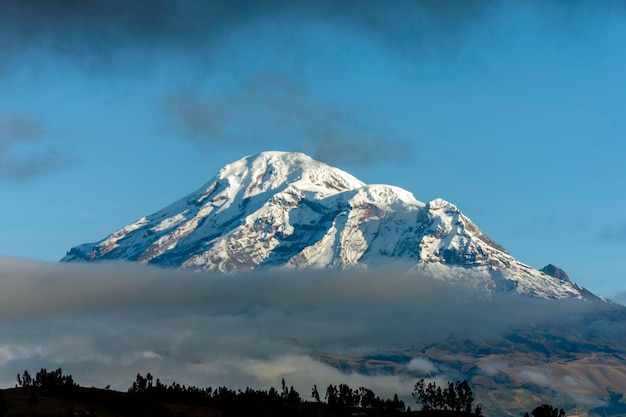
[407,358,438,375]
[519,370,551,387]
[478,360,509,377]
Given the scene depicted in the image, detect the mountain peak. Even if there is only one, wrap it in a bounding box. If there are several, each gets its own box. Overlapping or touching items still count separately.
[216,151,365,201]
[427,198,459,212]
[540,264,571,283]
[61,151,597,301]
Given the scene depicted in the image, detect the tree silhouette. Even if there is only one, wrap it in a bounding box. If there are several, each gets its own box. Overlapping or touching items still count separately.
[532,404,566,417]
[325,384,338,407]
[413,379,476,413]
[311,384,321,403]
[358,387,377,408]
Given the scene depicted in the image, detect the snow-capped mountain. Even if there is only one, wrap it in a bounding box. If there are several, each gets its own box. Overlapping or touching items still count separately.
[62,151,595,300]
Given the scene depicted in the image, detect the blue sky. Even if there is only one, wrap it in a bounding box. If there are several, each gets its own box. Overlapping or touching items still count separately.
[0,1,625,300]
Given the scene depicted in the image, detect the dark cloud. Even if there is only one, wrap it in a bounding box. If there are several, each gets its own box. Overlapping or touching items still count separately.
[0,0,210,69]
[2,0,623,70]
[0,113,45,144]
[0,152,69,181]
[512,212,560,239]
[2,1,621,167]
[600,225,626,243]
[0,0,495,69]
[0,113,70,181]
[314,135,410,167]
[163,74,411,166]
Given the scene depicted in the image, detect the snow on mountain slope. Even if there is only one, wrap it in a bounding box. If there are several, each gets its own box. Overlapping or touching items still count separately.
[62,151,595,300]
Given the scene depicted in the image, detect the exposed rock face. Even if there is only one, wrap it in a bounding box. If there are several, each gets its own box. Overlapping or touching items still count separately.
[62,151,597,300]
[540,264,571,283]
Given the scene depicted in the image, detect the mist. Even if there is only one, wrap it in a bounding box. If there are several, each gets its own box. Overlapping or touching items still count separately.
[0,257,606,402]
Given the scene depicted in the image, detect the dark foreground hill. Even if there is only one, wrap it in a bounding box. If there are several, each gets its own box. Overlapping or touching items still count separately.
[2,385,400,417]
[4,368,411,417]
[1,368,577,417]
[4,367,625,417]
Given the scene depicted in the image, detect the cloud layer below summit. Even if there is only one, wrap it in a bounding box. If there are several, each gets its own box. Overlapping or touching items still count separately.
[0,258,603,398]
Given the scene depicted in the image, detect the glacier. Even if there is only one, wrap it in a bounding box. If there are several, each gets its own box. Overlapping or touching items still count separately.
[62,151,596,300]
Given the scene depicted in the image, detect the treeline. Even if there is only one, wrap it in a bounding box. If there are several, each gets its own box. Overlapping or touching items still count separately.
[8,368,411,417]
[127,372,406,415]
[128,373,304,416]
[322,384,405,411]
[413,379,480,415]
[16,368,77,404]
[3,367,567,417]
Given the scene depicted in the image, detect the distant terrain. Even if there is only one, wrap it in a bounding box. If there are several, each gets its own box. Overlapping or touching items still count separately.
[316,301,626,416]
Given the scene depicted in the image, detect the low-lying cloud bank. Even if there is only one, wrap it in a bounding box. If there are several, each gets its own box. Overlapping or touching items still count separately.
[0,257,615,402]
